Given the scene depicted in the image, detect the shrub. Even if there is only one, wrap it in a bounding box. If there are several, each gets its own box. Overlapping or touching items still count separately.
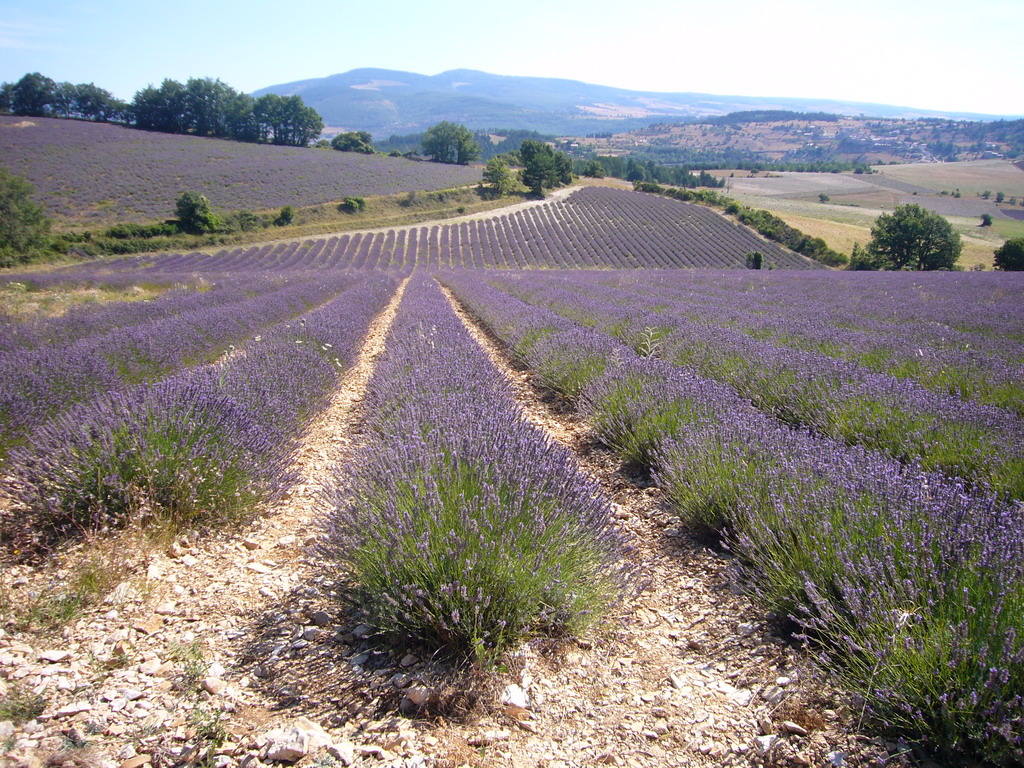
[8,379,281,551]
[227,210,268,231]
[329,432,624,658]
[994,238,1024,271]
[174,191,220,233]
[275,205,296,226]
[323,279,627,661]
[848,242,885,271]
[0,681,48,723]
[339,196,366,213]
[105,221,177,239]
[0,168,51,267]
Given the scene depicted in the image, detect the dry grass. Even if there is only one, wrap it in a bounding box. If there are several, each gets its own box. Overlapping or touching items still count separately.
[875,160,1024,198]
[0,525,155,632]
[0,282,171,318]
[730,197,998,269]
[722,172,878,199]
[769,212,873,255]
[277,187,520,239]
[119,186,527,259]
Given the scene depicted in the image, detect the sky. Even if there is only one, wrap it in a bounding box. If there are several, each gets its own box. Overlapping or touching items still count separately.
[1,0,1022,117]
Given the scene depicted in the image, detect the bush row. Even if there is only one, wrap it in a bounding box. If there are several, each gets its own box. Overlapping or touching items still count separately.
[632,181,848,267]
[489,272,1024,502]
[0,274,355,459]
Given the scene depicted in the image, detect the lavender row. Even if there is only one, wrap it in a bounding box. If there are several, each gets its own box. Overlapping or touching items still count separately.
[76,187,817,273]
[320,276,628,660]
[565,270,1024,414]
[488,271,1024,500]
[5,274,397,554]
[0,274,355,460]
[441,271,1024,763]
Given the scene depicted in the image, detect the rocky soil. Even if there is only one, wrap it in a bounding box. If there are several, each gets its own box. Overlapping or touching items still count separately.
[1,278,911,768]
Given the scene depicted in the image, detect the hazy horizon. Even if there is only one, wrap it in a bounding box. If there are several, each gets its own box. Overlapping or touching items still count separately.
[2,0,1022,118]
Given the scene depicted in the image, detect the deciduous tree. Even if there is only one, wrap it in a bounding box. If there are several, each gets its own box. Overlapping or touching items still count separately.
[519,140,572,198]
[0,169,51,267]
[12,72,55,116]
[422,122,480,165]
[331,131,374,153]
[174,191,219,233]
[847,242,885,271]
[994,238,1024,271]
[868,204,962,270]
[482,157,518,196]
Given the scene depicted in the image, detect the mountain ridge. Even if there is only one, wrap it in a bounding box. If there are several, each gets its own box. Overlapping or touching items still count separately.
[253,68,1015,138]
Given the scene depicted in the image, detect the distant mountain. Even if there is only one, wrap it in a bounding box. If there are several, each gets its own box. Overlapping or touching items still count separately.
[253,68,1011,138]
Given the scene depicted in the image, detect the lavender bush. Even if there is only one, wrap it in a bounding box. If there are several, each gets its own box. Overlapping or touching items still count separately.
[0,273,354,458]
[556,269,1024,415]
[0,275,264,354]
[486,271,1024,500]
[322,276,628,660]
[7,378,281,546]
[53,186,818,272]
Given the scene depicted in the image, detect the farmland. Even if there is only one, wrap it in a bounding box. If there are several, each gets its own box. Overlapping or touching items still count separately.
[713,160,1024,268]
[54,187,818,272]
[2,199,1024,768]
[2,121,1024,766]
[0,115,481,227]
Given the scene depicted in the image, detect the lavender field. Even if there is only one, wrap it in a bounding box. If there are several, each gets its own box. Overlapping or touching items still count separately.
[440,269,1024,763]
[2,246,1023,762]
[0,115,481,225]
[51,187,819,271]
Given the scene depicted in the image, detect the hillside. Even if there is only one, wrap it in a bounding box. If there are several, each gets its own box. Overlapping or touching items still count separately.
[0,115,481,227]
[254,68,1008,138]
[583,114,1024,166]
[85,187,817,271]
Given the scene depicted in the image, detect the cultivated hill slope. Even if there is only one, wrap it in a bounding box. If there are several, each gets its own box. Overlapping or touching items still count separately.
[0,115,481,227]
[254,67,1005,137]
[91,187,818,271]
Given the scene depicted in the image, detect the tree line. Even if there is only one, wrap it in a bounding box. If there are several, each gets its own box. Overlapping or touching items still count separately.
[0,72,323,148]
[633,181,848,268]
[376,127,552,162]
[576,155,725,188]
